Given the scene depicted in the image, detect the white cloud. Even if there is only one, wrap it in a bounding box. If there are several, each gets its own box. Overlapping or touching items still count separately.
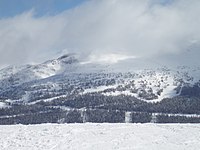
[0,0,200,67]
[80,53,136,64]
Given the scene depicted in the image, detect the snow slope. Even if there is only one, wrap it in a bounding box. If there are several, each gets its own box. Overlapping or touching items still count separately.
[0,102,7,108]
[1,54,200,103]
[0,123,200,150]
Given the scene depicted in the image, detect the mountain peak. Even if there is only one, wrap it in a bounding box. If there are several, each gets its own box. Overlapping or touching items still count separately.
[57,53,78,64]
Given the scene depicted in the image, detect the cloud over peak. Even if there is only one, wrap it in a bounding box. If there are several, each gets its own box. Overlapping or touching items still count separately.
[0,0,200,67]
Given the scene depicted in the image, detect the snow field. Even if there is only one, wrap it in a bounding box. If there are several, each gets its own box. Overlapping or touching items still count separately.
[0,123,200,150]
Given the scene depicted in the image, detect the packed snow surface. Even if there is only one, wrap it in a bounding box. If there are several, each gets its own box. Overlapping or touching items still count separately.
[0,123,200,150]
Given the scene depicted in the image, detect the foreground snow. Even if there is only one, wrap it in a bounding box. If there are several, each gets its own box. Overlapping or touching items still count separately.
[0,123,200,150]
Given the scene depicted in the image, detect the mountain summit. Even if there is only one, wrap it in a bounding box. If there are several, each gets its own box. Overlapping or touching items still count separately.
[0,54,200,105]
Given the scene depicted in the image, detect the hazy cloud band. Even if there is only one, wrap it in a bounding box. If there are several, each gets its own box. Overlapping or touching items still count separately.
[0,0,200,67]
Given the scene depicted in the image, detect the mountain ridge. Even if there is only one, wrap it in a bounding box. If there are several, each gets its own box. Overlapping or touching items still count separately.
[0,54,200,105]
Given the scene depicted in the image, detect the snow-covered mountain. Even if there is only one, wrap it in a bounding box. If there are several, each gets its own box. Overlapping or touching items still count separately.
[0,54,200,106]
[0,54,78,83]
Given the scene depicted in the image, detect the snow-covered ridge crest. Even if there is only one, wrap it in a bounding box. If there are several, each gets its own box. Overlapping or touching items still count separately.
[0,53,78,82]
[34,53,78,78]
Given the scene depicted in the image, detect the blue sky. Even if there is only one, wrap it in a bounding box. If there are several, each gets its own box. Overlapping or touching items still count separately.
[0,0,173,18]
[0,0,88,18]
